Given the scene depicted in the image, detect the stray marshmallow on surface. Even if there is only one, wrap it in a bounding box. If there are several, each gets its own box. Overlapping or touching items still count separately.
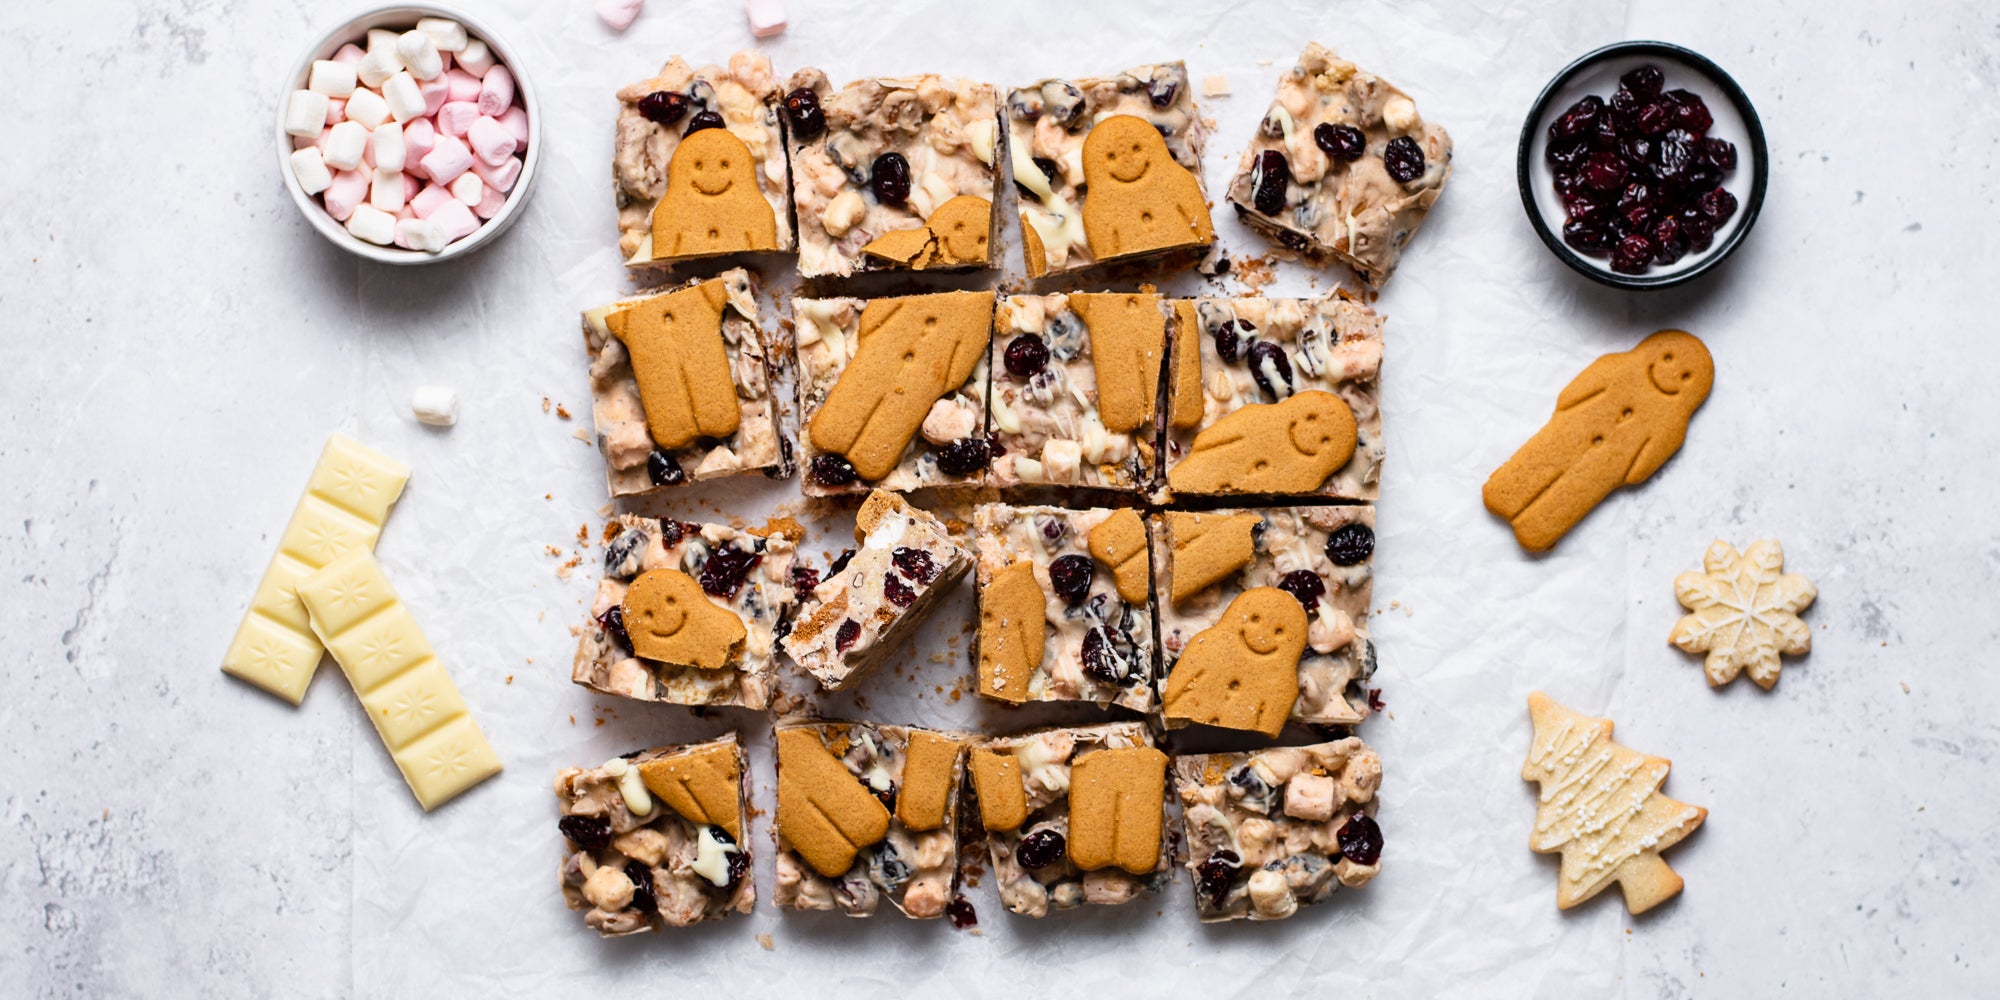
[744,0,786,37]
[596,0,644,32]
[284,90,329,137]
[410,385,459,426]
[1202,74,1231,97]
[416,17,468,53]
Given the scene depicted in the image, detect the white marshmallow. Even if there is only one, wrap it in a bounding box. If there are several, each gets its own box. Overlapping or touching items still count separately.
[466,116,517,166]
[476,65,514,116]
[381,71,426,123]
[455,38,495,78]
[345,203,397,245]
[283,90,329,137]
[344,87,390,130]
[289,147,333,195]
[322,169,370,221]
[371,124,406,172]
[451,172,484,205]
[428,199,480,240]
[411,183,455,218]
[470,153,520,193]
[320,120,370,171]
[744,0,786,37]
[356,36,404,89]
[595,0,644,31]
[371,168,406,212]
[419,134,474,185]
[416,17,468,53]
[410,385,459,423]
[308,60,357,98]
[395,31,444,81]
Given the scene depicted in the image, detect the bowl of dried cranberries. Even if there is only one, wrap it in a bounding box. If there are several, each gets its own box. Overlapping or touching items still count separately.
[1518,41,1767,289]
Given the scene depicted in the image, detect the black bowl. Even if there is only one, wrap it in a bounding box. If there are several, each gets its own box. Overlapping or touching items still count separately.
[1518,41,1768,290]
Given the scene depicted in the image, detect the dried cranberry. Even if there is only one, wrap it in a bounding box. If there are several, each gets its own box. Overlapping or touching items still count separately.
[1366,687,1387,712]
[782,87,825,142]
[1591,110,1622,150]
[1617,135,1654,168]
[637,90,690,126]
[790,565,821,593]
[1634,99,1673,136]
[1617,202,1653,235]
[1610,233,1654,274]
[892,547,937,583]
[870,152,911,205]
[683,110,725,136]
[1276,570,1326,612]
[1649,217,1687,265]
[1246,341,1293,401]
[1337,813,1383,866]
[658,519,690,547]
[1562,220,1613,255]
[646,451,686,487]
[1212,319,1248,363]
[698,543,762,598]
[884,574,917,608]
[827,548,856,577]
[1047,555,1094,605]
[1550,95,1604,143]
[946,895,978,928]
[1315,122,1366,162]
[1580,151,1627,193]
[559,814,613,851]
[1324,523,1375,565]
[809,453,858,487]
[1015,829,1065,870]
[1080,627,1131,685]
[1039,518,1070,545]
[1382,135,1425,184]
[1665,89,1712,133]
[1652,132,1697,187]
[1617,182,1654,215]
[834,619,861,651]
[1698,186,1737,225]
[1565,192,1610,225]
[723,848,751,890]
[936,436,991,477]
[1004,333,1050,377]
[625,860,658,913]
[1702,137,1737,171]
[1545,138,1589,173]
[1608,86,1642,127]
[1195,849,1241,908]
[1682,211,1716,253]
[1252,149,1290,215]
[1620,65,1665,100]
[595,605,633,654]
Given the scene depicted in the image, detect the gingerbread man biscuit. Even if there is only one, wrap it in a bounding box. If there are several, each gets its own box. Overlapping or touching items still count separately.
[604,279,740,450]
[895,730,966,832]
[1081,115,1215,261]
[978,560,1046,703]
[651,127,780,259]
[861,196,995,270]
[807,291,994,482]
[1066,746,1169,875]
[1087,508,1150,605]
[776,728,891,878]
[1162,587,1307,737]
[1484,330,1713,552]
[1069,292,1165,434]
[636,742,743,840]
[1168,390,1358,495]
[620,568,748,670]
[969,747,1028,832]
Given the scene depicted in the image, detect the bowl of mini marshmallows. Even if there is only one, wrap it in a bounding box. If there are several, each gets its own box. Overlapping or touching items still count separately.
[278,4,540,264]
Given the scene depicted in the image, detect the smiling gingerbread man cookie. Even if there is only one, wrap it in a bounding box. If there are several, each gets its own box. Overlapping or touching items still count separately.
[651,126,779,259]
[1080,115,1214,261]
[1169,390,1359,495]
[620,568,747,669]
[1162,587,1307,737]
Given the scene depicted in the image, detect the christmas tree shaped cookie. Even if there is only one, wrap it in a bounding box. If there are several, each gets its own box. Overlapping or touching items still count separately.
[1522,693,1705,914]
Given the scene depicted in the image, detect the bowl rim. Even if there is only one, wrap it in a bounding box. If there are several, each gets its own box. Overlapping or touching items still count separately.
[1515,39,1769,291]
[275,1,541,266]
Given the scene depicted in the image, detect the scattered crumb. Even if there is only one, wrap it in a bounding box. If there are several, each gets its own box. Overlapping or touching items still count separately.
[569,714,576,725]
[545,545,563,557]
[506,675,515,684]
[949,688,963,703]
[597,502,616,518]
[1233,254,1277,292]
[1256,57,1272,66]
[594,717,606,727]
[541,397,552,414]
[576,523,591,545]
[756,933,774,951]
[102,808,110,821]
[571,429,592,443]
[1201,73,1230,97]
[556,403,572,419]
[1900,681,1910,693]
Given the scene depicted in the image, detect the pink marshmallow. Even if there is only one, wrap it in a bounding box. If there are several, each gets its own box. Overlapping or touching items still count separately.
[437,101,481,137]
[472,182,508,219]
[402,171,422,202]
[476,66,514,117]
[497,105,528,146]
[322,169,370,222]
[437,51,452,73]
[419,134,474,184]
[411,183,455,218]
[421,77,450,117]
[331,42,366,66]
[325,98,346,125]
[444,68,482,102]
[744,0,786,37]
[428,199,480,240]
[596,0,644,31]
[396,205,418,222]
[403,118,437,161]
[470,153,521,193]
[467,116,517,167]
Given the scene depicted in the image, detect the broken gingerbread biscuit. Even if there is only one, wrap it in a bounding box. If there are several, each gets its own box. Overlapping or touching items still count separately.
[775,726,891,879]
[1165,511,1261,605]
[1168,390,1358,495]
[636,740,744,840]
[621,568,749,670]
[1669,539,1816,689]
[604,278,740,450]
[969,747,1028,833]
[895,730,967,832]
[977,559,1046,704]
[861,196,995,269]
[1168,301,1203,430]
[1067,745,1169,875]
[1088,508,1150,605]
[1162,587,1307,737]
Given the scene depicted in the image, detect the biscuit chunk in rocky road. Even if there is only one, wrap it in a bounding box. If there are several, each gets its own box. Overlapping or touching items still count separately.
[1164,293,1384,501]
[971,722,1173,918]
[582,269,789,497]
[795,291,995,495]
[782,70,1000,277]
[973,505,1156,712]
[1174,738,1383,921]
[990,292,1167,493]
[614,52,794,265]
[574,515,799,710]
[556,734,754,935]
[774,721,968,918]
[1228,43,1453,287]
[1007,62,1214,276]
[1155,506,1377,733]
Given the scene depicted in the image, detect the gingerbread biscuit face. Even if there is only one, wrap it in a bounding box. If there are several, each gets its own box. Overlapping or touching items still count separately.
[989,293,1166,492]
[1081,115,1216,262]
[1170,390,1358,495]
[1067,746,1169,875]
[637,741,744,840]
[652,126,780,259]
[776,727,891,878]
[860,195,996,270]
[621,568,749,670]
[1670,539,1816,689]
[1162,588,1307,737]
[1165,511,1260,606]
[1483,330,1713,552]
[604,279,740,450]
[977,560,1046,704]
[1088,508,1150,605]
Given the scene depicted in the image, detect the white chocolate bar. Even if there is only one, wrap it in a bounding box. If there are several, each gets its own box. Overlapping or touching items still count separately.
[297,549,502,810]
[221,434,410,704]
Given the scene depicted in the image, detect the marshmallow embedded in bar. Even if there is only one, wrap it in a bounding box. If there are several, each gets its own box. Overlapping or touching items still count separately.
[416,17,467,53]
[297,550,502,810]
[284,89,329,137]
[347,203,397,244]
[290,147,333,195]
[221,434,409,704]
[411,385,458,425]
[395,30,444,81]
[309,60,357,98]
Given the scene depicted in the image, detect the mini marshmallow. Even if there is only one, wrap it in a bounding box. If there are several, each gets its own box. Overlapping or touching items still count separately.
[443,68,482,102]
[331,42,366,66]
[451,172,483,205]
[470,153,520,193]
[596,0,644,32]
[371,168,406,213]
[497,105,528,145]
[283,90,329,137]
[410,385,459,423]
[402,171,421,203]
[372,124,406,172]
[456,38,495,78]
[745,0,786,38]
[421,77,450,117]
[381,71,426,123]
[419,134,474,185]
[323,170,370,222]
[308,60,357,98]
[356,42,404,89]
[476,65,513,116]
[396,218,450,252]
[428,199,480,241]
[403,117,437,163]
[289,147,333,195]
[466,116,517,167]
[346,203,397,245]
[411,183,455,218]
[471,182,507,220]
[344,87,390,130]
[395,31,444,81]
[325,98,346,125]
[321,120,370,171]
[416,17,468,53]
[436,101,480,137]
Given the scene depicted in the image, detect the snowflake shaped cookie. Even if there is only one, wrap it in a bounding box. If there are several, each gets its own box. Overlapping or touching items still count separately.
[1669,539,1817,689]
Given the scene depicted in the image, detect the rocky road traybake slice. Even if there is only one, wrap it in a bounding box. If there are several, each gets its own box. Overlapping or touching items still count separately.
[1153,506,1376,735]
[1226,43,1452,287]
[783,490,972,692]
[614,51,795,266]
[1173,737,1382,922]
[973,504,1156,711]
[782,70,1000,277]
[773,720,969,918]
[556,734,754,935]
[794,291,995,495]
[1162,292,1384,501]
[573,514,799,709]
[1007,61,1214,276]
[581,268,787,496]
[969,721,1173,917]
[989,292,1166,492]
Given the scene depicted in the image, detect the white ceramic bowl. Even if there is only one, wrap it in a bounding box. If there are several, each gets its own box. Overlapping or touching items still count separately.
[276,3,541,265]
